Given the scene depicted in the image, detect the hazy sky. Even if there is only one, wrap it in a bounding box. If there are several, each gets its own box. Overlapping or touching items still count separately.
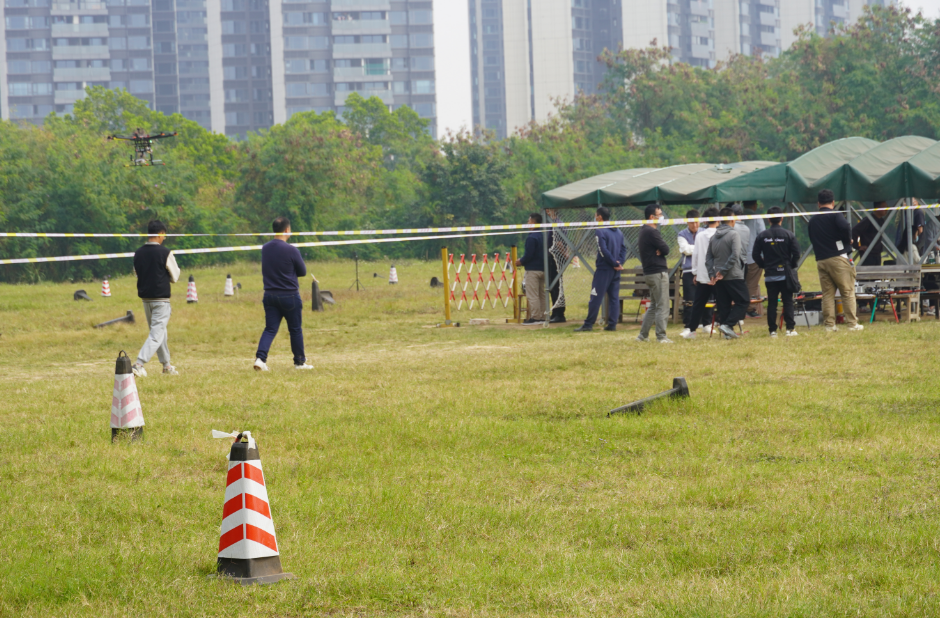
[432,0,940,137]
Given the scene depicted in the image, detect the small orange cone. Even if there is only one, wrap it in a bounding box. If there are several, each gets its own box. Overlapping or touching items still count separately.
[388,265,398,284]
[224,274,234,297]
[111,351,144,441]
[101,278,112,297]
[186,275,198,303]
[212,430,294,585]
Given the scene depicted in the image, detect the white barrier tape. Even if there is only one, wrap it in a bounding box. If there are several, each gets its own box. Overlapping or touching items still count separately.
[2,203,936,238]
[1,204,936,266]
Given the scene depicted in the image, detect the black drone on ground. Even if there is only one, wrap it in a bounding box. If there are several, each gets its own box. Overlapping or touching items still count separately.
[107,129,178,167]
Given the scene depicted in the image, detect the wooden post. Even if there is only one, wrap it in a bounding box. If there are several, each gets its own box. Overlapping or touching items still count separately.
[508,245,522,323]
[441,246,453,326]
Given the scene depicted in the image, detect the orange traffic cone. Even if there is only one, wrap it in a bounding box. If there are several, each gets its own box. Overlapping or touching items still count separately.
[388,265,398,284]
[101,278,112,297]
[186,275,198,303]
[111,351,144,441]
[212,430,294,585]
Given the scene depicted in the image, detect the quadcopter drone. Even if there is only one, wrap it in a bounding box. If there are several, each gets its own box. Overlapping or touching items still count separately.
[107,129,178,167]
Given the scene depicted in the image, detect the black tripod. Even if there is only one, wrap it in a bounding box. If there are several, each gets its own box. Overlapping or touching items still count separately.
[349,252,365,291]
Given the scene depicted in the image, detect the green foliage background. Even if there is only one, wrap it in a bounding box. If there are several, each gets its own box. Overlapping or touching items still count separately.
[1,6,938,281]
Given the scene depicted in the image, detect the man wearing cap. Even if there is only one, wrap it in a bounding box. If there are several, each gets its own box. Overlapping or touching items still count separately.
[132,220,181,377]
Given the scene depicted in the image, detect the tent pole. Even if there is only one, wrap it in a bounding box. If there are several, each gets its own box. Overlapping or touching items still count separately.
[906,198,914,265]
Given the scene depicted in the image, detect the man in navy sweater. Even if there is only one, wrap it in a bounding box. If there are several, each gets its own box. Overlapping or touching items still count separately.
[132,219,181,377]
[254,217,313,370]
[515,213,546,324]
[575,206,626,331]
[637,204,673,343]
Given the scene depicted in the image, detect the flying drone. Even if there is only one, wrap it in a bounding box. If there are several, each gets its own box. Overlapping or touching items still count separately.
[107,128,178,167]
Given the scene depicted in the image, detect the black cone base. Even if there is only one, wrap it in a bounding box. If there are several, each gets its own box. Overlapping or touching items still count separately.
[111,427,144,442]
[216,556,294,586]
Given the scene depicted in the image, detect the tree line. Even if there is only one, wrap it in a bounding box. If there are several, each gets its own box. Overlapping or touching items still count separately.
[0,6,937,282]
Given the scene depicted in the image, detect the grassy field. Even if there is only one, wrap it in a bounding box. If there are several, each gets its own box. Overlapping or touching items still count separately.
[2,257,940,617]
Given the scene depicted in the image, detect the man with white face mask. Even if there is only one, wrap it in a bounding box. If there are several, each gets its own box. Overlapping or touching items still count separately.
[637,204,672,343]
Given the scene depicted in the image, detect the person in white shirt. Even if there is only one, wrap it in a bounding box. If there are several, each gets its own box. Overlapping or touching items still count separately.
[676,209,699,333]
[681,207,720,338]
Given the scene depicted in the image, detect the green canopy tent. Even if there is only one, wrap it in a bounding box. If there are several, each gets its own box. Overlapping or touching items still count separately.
[906,141,940,200]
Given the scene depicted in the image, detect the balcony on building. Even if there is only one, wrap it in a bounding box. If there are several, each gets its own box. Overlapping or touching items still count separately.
[333,41,391,58]
[51,0,107,15]
[52,44,110,60]
[330,0,391,10]
[331,18,391,35]
[53,67,111,82]
[52,22,109,37]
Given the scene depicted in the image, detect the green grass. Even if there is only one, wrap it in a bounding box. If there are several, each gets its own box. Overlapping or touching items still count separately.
[1,258,940,617]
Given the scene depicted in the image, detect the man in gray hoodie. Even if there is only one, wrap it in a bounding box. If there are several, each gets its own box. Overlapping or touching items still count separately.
[706,207,748,339]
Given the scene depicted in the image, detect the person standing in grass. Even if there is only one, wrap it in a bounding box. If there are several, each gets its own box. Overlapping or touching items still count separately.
[706,207,748,339]
[683,206,720,338]
[808,189,862,332]
[676,209,699,337]
[254,217,313,371]
[515,213,546,325]
[575,206,626,332]
[742,201,765,318]
[636,204,672,343]
[752,207,801,337]
[132,220,181,377]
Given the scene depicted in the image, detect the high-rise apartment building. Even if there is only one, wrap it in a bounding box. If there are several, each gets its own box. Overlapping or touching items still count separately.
[468,0,620,138]
[1,0,437,137]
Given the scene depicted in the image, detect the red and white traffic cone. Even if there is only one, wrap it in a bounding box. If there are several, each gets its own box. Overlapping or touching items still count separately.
[186,275,198,303]
[101,278,112,297]
[388,265,398,284]
[111,351,144,442]
[224,274,234,297]
[212,430,294,585]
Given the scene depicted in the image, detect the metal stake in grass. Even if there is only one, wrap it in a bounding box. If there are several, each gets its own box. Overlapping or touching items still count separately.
[93,310,135,328]
[608,377,690,416]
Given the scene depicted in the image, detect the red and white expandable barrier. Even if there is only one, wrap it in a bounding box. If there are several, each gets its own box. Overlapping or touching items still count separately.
[212,430,294,585]
[101,278,112,297]
[448,252,516,311]
[111,351,144,441]
[186,275,198,303]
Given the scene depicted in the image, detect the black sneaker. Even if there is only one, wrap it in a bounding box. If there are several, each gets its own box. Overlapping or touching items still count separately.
[746,310,760,318]
[549,315,567,323]
[603,325,616,331]
[573,325,593,332]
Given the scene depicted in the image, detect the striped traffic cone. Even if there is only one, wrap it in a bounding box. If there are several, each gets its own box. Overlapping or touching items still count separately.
[101,278,112,297]
[212,430,294,585]
[111,351,144,442]
[388,265,398,285]
[224,274,234,297]
[186,275,198,303]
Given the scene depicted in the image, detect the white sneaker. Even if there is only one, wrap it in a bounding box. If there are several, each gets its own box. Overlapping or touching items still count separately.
[131,362,147,378]
[847,324,864,331]
[678,328,691,338]
[253,358,269,372]
[635,335,649,342]
[162,364,179,375]
[769,331,778,338]
[719,324,739,339]
[825,326,839,332]
[786,330,798,337]
[658,338,674,344]
[294,363,314,370]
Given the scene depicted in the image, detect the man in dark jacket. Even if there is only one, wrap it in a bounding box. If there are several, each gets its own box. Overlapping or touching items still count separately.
[808,189,862,331]
[851,203,889,266]
[575,206,626,332]
[515,213,546,324]
[706,207,747,339]
[752,207,801,337]
[254,216,312,370]
[637,204,672,343]
[546,209,566,323]
[132,220,181,377]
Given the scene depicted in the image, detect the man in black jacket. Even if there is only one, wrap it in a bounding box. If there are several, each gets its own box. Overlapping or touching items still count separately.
[515,213,545,324]
[637,204,672,343]
[132,220,181,377]
[752,207,801,337]
[808,189,862,331]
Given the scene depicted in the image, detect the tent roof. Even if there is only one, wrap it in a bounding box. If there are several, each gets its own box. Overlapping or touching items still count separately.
[542,135,940,209]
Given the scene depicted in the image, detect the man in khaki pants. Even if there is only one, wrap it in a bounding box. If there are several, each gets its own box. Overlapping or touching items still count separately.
[516,213,546,324]
[808,189,863,331]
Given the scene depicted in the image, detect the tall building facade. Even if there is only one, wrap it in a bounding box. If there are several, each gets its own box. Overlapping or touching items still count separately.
[0,0,437,137]
[468,0,620,138]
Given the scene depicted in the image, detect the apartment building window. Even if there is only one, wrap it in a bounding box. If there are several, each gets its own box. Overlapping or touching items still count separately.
[389,11,406,24]
[131,57,151,70]
[283,12,326,25]
[412,102,434,117]
[223,65,248,78]
[128,36,151,49]
[409,10,431,24]
[130,80,152,94]
[411,56,433,70]
[221,0,245,9]
[390,34,407,48]
[410,33,432,48]
[223,43,247,56]
[393,81,408,93]
[222,20,246,34]
[412,79,433,94]
[225,111,248,124]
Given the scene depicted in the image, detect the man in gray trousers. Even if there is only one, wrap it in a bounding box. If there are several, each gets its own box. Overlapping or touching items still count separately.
[131,220,181,376]
[637,204,673,343]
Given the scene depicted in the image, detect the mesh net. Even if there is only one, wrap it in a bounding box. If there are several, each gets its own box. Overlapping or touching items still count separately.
[547,206,687,322]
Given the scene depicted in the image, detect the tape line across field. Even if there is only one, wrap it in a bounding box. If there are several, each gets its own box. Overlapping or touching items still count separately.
[0,204,936,266]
